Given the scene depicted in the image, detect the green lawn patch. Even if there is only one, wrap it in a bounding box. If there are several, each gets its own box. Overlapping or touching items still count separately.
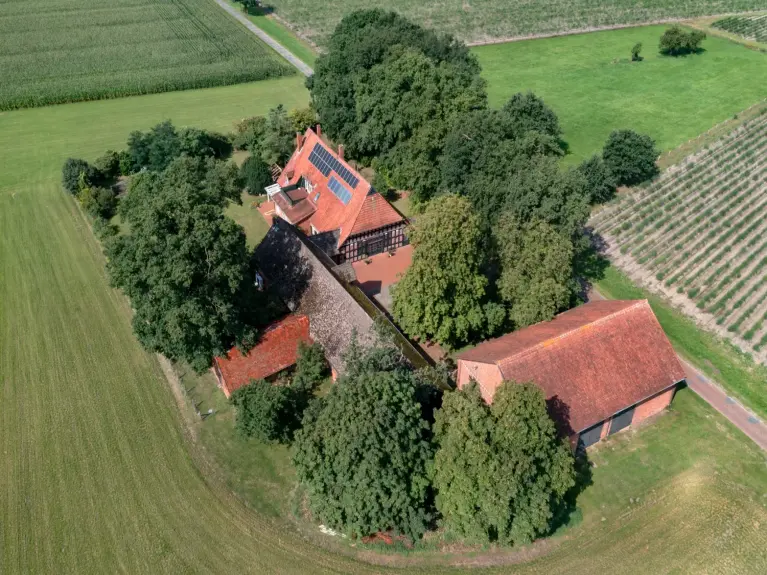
[225,192,271,248]
[597,265,767,420]
[475,25,767,163]
[0,0,295,110]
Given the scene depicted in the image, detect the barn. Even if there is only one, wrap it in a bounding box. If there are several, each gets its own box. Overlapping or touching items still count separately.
[456,300,686,448]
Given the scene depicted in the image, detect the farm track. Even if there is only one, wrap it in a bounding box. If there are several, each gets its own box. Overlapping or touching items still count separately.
[593,113,767,361]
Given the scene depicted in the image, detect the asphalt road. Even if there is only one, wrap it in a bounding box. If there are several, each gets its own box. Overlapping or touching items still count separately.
[212,0,314,77]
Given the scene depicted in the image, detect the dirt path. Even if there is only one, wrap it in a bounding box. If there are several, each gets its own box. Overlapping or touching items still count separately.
[212,0,314,77]
[589,288,767,452]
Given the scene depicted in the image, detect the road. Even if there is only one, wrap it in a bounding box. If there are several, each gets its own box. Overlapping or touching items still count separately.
[590,288,767,452]
[212,0,314,77]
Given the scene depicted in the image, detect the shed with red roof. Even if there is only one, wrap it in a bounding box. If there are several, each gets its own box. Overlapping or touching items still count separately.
[456,300,686,448]
[212,314,311,398]
[267,127,407,263]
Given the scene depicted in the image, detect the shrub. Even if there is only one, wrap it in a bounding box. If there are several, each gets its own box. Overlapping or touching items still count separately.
[288,106,318,133]
[577,154,617,204]
[659,26,706,56]
[94,150,120,182]
[230,379,298,443]
[602,129,659,187]
[240,155,273,195]
[631,42,643,61]
[80,186,118,220]
[62,158,98,195]
[232,116,267,151]
[179,127,232,160]
[292,341,328,394]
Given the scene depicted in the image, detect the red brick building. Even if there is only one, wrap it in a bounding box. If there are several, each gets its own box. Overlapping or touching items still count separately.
[267,127,407,263]
[456,300,686,448]
[212,315,311,398]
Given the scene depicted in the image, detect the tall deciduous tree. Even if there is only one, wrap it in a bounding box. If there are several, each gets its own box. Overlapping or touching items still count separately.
[494,215,575,329]
[501,91,562,140]
[106,156,253,372]
[602,129,659,187]
[577,154,617,204]
[293,344,433,540]
[432,382,575,545]
[392,195,495,347]
[260,105,296,166]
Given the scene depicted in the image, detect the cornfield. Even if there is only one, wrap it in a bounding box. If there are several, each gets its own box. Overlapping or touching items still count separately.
[713,13,767,43]
[0,0,295,111]
[591,109,767,358]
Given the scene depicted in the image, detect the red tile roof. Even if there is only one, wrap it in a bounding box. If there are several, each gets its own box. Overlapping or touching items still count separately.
[278,128,404,246]
[213,315,311,397]
[457,300,686,433]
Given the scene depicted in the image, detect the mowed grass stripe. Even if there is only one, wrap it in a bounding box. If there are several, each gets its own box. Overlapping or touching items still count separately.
[0,0,295,110]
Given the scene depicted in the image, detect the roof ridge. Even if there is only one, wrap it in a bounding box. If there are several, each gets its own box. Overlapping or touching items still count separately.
[496,300,648,368]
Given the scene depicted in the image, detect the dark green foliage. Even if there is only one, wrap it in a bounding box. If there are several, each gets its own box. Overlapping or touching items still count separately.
[309,9,485,202]
[240,155,273,195]
[494,215,576,329]
[631,42,643,61]
[292,341,328,394]
[392,195,497,348]
[118,150,133,176]
[659,26,706,56]
[260,105,296,166]
[127,121,232,174]
[432,382,575,545]
[61,158,97,195]
[232,116,268,151]
[93,150,120,182]
[106,156,253,372]
[501,91,562,139]
[231,379,297,443]
[293,342,433,540]
[80,186,118,220]
[577,154,617,204]
[602,129,659,187]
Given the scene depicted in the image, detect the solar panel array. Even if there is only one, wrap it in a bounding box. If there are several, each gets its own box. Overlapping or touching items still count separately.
[328,177,352,205]
[308,143,359,189]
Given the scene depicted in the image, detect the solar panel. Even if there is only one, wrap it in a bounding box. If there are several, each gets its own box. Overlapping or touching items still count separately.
[307,143,360,189]
[328,176,352,205]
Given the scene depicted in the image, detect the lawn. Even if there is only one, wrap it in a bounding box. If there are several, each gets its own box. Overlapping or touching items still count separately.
[225,191,271,248]
[262,0,764,47]
[475,25,767,163]
[0,0,295,110]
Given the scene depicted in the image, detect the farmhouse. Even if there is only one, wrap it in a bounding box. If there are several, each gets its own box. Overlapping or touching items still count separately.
[266,127,408,263]
[456,300,686,447]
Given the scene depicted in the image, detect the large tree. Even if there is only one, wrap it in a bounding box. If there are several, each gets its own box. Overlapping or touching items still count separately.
[106,156,253,372]
[293,343,433,540]
[494,215,576,329]
[432,382,575,545]
[392,195,499,348]
[602,129,659,187]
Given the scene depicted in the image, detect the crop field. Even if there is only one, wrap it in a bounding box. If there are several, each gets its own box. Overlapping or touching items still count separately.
[475,25,767,163]
[591,112,767,360]
[714,13,767,42]
[0,0,295,110]
[263,0,765,47]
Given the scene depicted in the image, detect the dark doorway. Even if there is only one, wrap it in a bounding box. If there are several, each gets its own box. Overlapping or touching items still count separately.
[578,422,604,449]
[366,236,385,256]
[608,406,635,435]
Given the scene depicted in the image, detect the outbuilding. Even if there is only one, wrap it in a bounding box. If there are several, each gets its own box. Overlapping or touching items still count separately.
[456,300,686,448]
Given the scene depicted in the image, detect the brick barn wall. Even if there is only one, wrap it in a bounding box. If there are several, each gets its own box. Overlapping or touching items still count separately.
[632,385,676,425]
[456,360,504,403]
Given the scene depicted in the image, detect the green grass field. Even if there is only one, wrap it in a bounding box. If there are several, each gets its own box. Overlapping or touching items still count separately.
[474,25,767,163]
[264,0,765,47]
[0,0,295,110]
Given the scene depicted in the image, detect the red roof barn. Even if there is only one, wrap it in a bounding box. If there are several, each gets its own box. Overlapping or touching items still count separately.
[267,127,408,263]
[212,314,311,398]
[456,300,686,448]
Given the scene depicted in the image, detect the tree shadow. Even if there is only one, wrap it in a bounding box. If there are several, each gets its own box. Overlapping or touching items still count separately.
[573,228,611,300]
[659,47,707,57]
[546,395,593,535]
[242,2,275,16]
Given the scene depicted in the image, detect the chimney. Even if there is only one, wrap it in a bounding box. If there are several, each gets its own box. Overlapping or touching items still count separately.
[296,132,303,151]
[338,144,344,160]
[316,124,322,138]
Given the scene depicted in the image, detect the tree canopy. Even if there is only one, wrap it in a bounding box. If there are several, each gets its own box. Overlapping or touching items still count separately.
[659,26,706,56]
[105,156,254,372]
[392,195,500,347]
[432,382,575,545]
[293,341,434,540]
[240,155,273,195]
[602,129,659,187]
[576,154,617,204]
